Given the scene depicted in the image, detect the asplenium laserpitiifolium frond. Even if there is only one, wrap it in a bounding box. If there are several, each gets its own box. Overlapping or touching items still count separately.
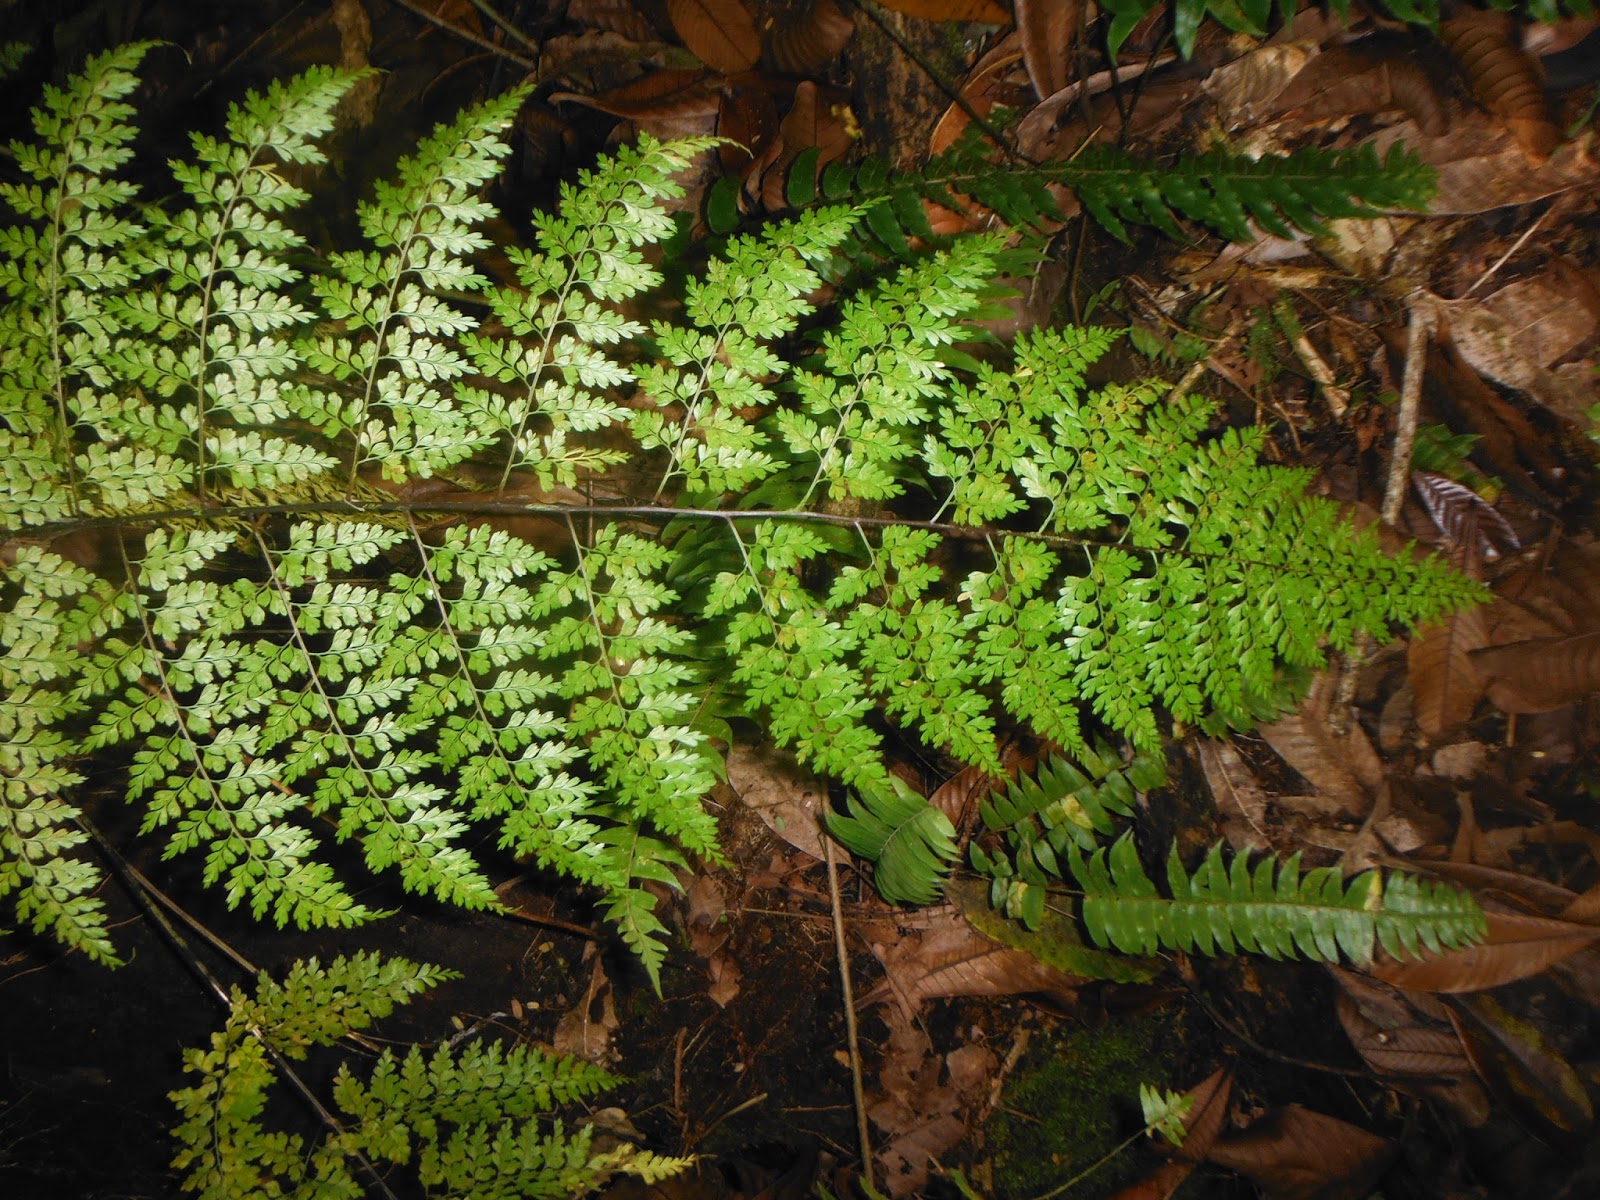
[168,951,691,1200]
[1,46,1483,981]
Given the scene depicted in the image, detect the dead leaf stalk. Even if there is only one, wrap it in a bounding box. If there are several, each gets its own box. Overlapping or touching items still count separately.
[826,835,877,1189]
[388,0,538,70]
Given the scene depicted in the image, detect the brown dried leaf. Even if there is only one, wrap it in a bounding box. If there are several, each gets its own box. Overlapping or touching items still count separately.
[550,68,721,120]
[1271,42,1450,136]
[870,905,1083,1013]
[1195,739,1272,852]
[666,0,760,73]
[567,0,665,41]
[552,951,618,1063]
[1332,967,1475,1079]
[1015,0,1081,101]
[1448,993,1595,1135]
[1171,1067,1233,1163]
[767,0,855,75]
[1441,10,1559,161]
[1369,116,1593,215]
[1408,607,1489,738]
[876,0,1010,23]
[726,742,828,860]
[716,85,779,175]
[1205,1105,1395,1200]
[1370,909,1600,993]
[1472,631,1600,712]
[1259,672,1386,817]
[755,80,853,209]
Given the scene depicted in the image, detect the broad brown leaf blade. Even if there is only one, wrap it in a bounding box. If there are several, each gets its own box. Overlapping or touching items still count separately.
[1205,1105,1394,1200]
[1014,0,1080,101]
[1259,672,1385,817]
[1448,993,1595,1136]
[870,905,1085,1011]
[768,0,855,74]
[550,69,722,119]
[1371,909,1600,993]
[876,0,1011,23]
[1332,968,1474,1079]
[1196,739,1271,851]
[667,0,761,73]
[1472,630,1600,712]
[1408,607,1489,738]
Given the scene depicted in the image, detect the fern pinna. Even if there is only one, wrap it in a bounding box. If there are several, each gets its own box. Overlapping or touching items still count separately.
[1,47,1482,979]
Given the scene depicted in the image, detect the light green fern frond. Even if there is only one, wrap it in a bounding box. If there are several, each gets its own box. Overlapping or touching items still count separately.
[1071,835,1487,964]
[169,952,688,1200]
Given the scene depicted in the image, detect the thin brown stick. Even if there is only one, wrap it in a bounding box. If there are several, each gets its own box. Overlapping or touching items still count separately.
[826,835,876,1188]
[388,0,538,70]
[1382,298,1433,527]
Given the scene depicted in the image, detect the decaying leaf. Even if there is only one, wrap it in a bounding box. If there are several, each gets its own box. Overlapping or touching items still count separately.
[1205,1104,1395,1200]
[1448,993,1595,1136]
[868,904,1086,1014]
[867,1005,968,1199]
[551,69,723,121]
[1195,738,1272,851]
[1271,41,1450,136]
[667,0,761,73]
[1408,605,1489,739]
[726,741,829,860]
[1441,10,1559,162]
[1371,908,1600,993]
[1015,0,1081,101]
[553,949,619,1063]
[1259,672,1386,818]
[1471,631,1600,713]
[767,0,855,75]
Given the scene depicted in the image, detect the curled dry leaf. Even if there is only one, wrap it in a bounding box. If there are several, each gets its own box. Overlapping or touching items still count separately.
[550,68,723,121]
[1259,671,1386,818]
[1205,1104,1395,1200]
[1368,115,1592,216]
[767,0,855,75]
[869,903,1086,1014]
[1270,42,1450,136]
[1014,0,1081,101]
[1408,606,1489,739]
[666,0,761,73]
[1371,908,1600,993]
[1448,993,1595,1136]
[1441,10,1559,161]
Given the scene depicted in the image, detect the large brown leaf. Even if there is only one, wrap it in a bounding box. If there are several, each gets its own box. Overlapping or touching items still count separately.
[1408,606,1489,738]
[1472,631,1600,712]
[1014,0,1081,101]
[550,69,722,120]
[1448,993,1594,1136]
[1195,738,1272,852]
[666,0,761,73]
[1370,909,1600,993]
[1271,42,1450,136]
[1259,671,1386,818]
[868,904,1085,1013]
[1205,1105,1395,1200]
[767,0,855,74]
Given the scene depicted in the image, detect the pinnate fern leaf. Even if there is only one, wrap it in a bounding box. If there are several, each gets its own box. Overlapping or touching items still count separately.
[1071,835,1487,964]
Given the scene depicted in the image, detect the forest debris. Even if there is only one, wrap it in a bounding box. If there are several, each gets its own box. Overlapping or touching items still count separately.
[1260,672,1386,818]
[866,1005,967,1198]
[1448,993,1595,1136]
[553,949,620,1063]
[686,875,742,1007]
[1014,0,1082,102]
[666,0,760,73]
[1204,1104,1395,1200]
[1196,739,1272,851]
[727,742,828,860]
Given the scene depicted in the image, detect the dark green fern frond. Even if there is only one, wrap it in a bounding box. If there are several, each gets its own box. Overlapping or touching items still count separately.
[1070,835,1487,964]
[971,744,1167,929]
[827,775,958,906]
[747,130,1435,253]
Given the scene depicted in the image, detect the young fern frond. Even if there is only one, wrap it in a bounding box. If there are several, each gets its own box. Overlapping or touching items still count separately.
[169,952,689,1200]
[1071,835,1487,964]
